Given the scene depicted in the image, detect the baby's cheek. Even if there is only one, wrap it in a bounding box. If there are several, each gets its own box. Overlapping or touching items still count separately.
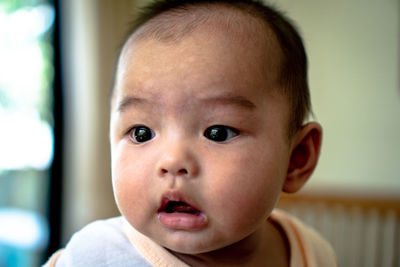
[115,178,151,230]
[226,188,274,226]
[209,168,281,232]
[113,160,149,219]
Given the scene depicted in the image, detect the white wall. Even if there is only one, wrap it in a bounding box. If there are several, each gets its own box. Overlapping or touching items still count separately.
[275,0,400,197]
[60,0,136,243]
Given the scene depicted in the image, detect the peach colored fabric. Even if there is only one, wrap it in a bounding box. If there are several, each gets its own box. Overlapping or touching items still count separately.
[270,209,337,267]
[43,249,64,267]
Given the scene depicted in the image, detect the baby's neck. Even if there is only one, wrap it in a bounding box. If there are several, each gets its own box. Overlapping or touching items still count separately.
[169,219,289,267]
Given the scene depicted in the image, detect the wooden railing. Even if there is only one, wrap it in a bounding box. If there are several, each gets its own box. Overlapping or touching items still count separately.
[277,193,400,267]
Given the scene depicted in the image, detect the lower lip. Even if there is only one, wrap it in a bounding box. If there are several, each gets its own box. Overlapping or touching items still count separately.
[158,212,208,230]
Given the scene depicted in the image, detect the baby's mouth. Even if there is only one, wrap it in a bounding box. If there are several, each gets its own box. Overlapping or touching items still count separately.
[157,192,207,230]
[158,192,201,214]
[161,201,201,215]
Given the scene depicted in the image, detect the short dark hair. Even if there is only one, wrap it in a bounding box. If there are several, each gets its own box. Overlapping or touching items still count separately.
[117,0,311,137]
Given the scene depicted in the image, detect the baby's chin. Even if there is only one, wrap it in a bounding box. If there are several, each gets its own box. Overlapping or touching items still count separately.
[156,231,248,256]
[149,232,219,254]
[158,236,220,255]
[165,245,209,255]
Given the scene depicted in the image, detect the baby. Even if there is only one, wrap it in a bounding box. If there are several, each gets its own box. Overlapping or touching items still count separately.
[46,0,337,266]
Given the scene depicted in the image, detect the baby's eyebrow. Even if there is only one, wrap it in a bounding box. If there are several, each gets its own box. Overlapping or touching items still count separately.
[116,94,257,113]
[117,96,149,113]
[201,95,257,110]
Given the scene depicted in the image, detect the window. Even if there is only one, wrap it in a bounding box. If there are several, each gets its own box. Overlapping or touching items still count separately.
[0,1,57,266]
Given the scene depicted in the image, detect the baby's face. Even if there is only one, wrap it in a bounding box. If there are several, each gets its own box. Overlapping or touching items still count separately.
[110,26,292,254]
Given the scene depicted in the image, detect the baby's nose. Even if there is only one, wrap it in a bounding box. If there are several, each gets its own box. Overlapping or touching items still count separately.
[156,142,199,178]
[160,166,189,176]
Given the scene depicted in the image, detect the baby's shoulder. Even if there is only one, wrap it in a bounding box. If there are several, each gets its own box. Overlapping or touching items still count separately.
[270,209,338,267]
[48,217,152,267]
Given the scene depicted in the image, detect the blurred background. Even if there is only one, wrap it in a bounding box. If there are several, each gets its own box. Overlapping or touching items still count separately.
[0,0,398,266]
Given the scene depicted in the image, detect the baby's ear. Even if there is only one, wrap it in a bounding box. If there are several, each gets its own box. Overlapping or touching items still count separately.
[283,122,322,193]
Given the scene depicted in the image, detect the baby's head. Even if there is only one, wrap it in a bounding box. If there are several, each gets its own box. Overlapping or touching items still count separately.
[109,0,322,259]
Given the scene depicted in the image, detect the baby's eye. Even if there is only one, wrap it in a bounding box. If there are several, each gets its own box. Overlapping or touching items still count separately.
[204,125,239,142]
[129,126,155,143]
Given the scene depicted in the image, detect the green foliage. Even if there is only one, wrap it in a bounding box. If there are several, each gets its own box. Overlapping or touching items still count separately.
[0,0,51,13]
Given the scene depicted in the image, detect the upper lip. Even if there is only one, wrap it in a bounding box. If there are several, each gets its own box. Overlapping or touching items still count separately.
[157,191,201,213]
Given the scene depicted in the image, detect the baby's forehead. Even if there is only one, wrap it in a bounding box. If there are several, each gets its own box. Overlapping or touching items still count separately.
[120,4,283,69]
[132,4,271,42]
[112,4,285,109]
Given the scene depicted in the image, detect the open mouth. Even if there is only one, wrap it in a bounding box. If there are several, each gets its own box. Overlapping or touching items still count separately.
[157,192,207,230]
[162,201,201,215]
[158,192,201,215]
